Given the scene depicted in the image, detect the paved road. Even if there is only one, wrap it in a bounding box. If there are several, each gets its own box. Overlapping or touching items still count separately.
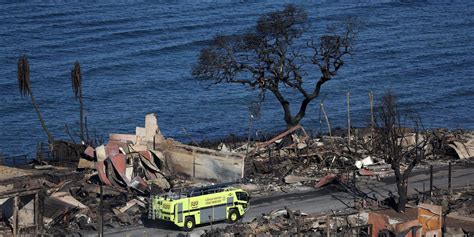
[102,163,474,237]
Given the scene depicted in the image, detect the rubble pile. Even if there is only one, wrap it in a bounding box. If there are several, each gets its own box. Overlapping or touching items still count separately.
[203,187,474,237]
[413,186,474,219]
[39,169,152,235]
[222,126,474,196]
[203,207,368,237]
[1,112,473,236]
[37,115,175,234]
[1,113,247,236]
[81,143,170,194]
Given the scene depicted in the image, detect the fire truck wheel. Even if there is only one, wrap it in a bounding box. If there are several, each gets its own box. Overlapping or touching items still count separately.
[228,209,240,224]
[183,216,195,231]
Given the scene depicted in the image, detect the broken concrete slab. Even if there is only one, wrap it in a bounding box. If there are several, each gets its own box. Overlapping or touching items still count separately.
[113,199,146,217]
[51,192,88,209]
[78,158,95,169]
[135,127,146,144]
[145,113,164,147]
[95,145,107,162]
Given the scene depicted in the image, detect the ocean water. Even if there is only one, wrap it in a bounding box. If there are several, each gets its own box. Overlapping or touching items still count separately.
[0,0,473,156]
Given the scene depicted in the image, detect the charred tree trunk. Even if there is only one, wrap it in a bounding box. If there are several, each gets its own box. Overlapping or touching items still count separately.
[393,163,408,212]
[271,88,311,128]
[30,91,55,143]
[287,117,302,128]
[396,177,408,212]
[79,89,84,141]
[71,62,85,142]
[377,92,427,213]
[17,55,55,143]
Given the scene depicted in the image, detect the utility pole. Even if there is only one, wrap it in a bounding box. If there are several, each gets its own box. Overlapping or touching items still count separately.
[320,102,332,137]
[98,183,104,237]
[353,170,357,208]
[369,91,374,149]
[347,92,351,146]
[243,114,254,179]
[429,165,433,197]
[448,162,452,195]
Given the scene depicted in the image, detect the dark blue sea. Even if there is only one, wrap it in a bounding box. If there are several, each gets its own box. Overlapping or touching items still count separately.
[1,0,473,156]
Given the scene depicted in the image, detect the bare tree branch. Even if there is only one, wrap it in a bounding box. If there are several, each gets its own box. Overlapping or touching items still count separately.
[193,5,358,127]
[374,92,429,212]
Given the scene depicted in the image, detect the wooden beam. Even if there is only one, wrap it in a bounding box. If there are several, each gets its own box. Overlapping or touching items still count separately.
[0,188,42,199]
[262,124,302,147]
[35,192,39,234]
[13,195,18,237]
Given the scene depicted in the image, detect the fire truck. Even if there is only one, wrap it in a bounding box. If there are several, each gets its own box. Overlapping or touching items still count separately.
[148,182,250,231]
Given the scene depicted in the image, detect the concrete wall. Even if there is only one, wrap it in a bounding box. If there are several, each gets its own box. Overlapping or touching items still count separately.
[160,143,244,183]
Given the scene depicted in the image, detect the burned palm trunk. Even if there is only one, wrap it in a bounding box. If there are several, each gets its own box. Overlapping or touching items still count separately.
[17,55,55,143]
[71,61,85,142]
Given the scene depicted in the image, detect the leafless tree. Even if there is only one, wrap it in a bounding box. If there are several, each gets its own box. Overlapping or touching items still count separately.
[375,92,429,212]
[193,4,358,127]
[17,55,55,143]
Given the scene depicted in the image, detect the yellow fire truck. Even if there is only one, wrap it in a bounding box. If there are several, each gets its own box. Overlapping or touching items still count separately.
[149,183,250,231]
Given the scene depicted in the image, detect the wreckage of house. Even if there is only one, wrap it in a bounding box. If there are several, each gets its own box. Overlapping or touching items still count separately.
[0,113,247,236]
[1,112,474,236]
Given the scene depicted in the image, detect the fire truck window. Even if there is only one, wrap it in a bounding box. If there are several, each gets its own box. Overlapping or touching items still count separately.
[236,192,248,201]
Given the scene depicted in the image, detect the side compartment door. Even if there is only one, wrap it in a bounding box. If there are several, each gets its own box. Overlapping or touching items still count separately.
[214,197,229,221]
[177,203,183,223]
[226,195,234,218]
[227,196,234,207]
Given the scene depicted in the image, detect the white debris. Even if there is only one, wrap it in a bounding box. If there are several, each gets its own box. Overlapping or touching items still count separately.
[355,156,374,169]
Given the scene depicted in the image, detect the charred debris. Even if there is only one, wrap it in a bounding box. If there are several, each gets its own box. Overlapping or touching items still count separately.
[0,113,473,236]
